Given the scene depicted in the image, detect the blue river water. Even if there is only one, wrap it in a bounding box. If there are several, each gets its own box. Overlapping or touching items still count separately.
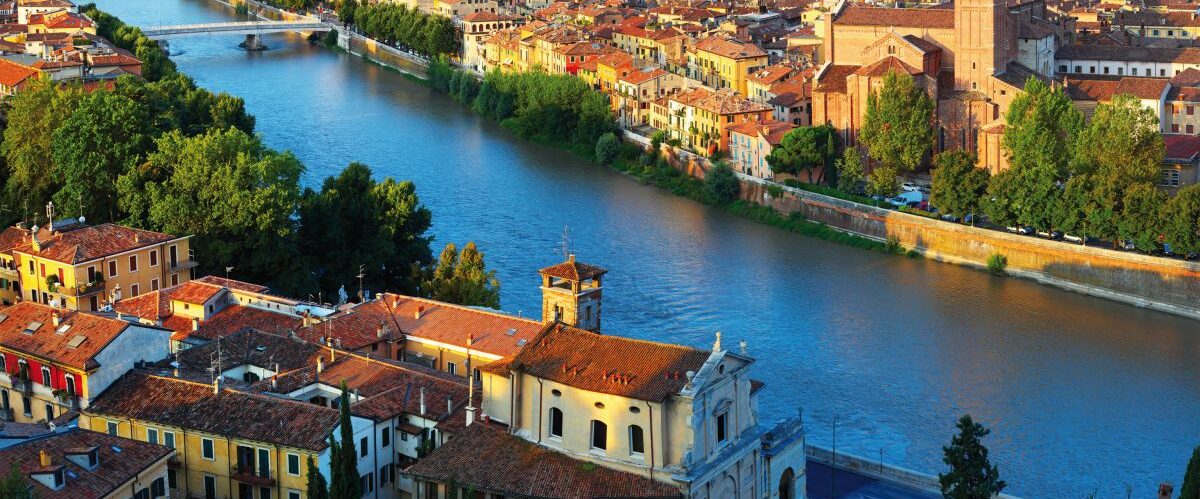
[102,1,1200,496]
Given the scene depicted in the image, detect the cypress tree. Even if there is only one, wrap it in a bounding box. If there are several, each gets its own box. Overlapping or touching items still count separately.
[328,381,362,499]
[305,455,329,499]
[939,414,1006,499]
[1182,445,1200,499]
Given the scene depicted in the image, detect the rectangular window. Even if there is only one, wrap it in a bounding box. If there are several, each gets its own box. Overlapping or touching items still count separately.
[360,437,368,458]
[167,469,177,489]
[204,475,216,499]
[21,396,30,417]
[131,284,140,297]
[381,428,390,448]
[716,412,728,442]
[287,453,301,476]
[40,367,50,386]
[108,261,117,278]
[1189,106,1195,116]
[38,263,44,277]
[1173,124,1181,133]
[147,428,159,445]
[446,362,456,375]
[151,279,159,291]
[164,432,175,449]
[1190,124,1196,134]
[128,255,138,273]
[87,266,96,282]
[289,493,301,499]
[150,250,158,267]
[107,421,118,436]
[201,438,215,460]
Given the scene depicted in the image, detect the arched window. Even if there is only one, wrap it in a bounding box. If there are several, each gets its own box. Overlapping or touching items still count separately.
[548,408,563,438]
[628,425,644,455]
[590,420,607,450]
[779,467,796,499]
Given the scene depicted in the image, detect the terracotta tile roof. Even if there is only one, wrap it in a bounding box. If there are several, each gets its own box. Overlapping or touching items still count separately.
[193,275,269,293]
[813,64,860,93]
[620,66,668,84]
[694,35,767,59]
[170,305,301,342]
[297,294,541,356]
[506,323,710,402]
[87,53,141,68]
[1056,44,1200,64]
[0,56,37,87]
[86,373,338,451]
[902,34,942,53]
[1164,133,1200,161]
[168,281,223,305]
[835,5,955,29]
[0,302,145,371]
[0,226,29,254]
[1065,76,1120,101]
[403,422,684,499]
[767,80,810,107]
[462,11,522,22]
[538,257,607,281]
[693,89,773,115]
[855,55,922,77]
[728,119,796,146]
[1114,77,1169,99]
[0,428,172,499]
[177,329,322,375]
[112,290,169,322]
[747,64,796,86]
[12,223,181,265]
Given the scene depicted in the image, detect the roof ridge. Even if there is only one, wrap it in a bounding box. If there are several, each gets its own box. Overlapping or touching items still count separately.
[376,293,541,325]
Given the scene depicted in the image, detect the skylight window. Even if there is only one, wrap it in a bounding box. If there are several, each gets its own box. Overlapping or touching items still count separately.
[24,321,42,334]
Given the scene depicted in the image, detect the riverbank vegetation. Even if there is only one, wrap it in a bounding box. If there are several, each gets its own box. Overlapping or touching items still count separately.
[339,1,458,57]
[0,7,498,304]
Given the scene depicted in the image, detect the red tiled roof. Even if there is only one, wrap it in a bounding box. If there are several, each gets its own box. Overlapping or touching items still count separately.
[85,373,338,451]
[193,275,269,293]
[403,423,683,499]
[855,56,922,77]
[814,64,860,93]
[620,67,668,84]
[112,290,169,322]
[538,257,607,281]
[12,223,181,265]
[0,302,144,370]
[168,281,222,305]
[274,354,469,422]
[0,57,37,88]
[168,305,301,342]
[0,226,29,254]
[0,429,172,499]
[1114,77,1169,99]
[694,35,767,59]
[297,294,541,356]
[836,5,955,29]
[506,324,711,402]
[1164,133,1200,160]
[177,329,322,374]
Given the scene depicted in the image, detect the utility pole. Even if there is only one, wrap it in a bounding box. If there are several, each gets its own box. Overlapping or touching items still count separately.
[357,264,366,302]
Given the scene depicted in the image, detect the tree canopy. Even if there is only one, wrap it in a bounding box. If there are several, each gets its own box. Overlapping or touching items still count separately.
[305,455,329,499]
[1182,445,1200,499]
[930,151,988,221]
[418,242,501,309]
[939,414,1006,499]
[1001,77,1083,175]
[767,125,839,183]
[859,70,935,172]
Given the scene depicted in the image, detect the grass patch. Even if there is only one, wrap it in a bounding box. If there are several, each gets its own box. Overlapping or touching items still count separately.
[782,178,888,208]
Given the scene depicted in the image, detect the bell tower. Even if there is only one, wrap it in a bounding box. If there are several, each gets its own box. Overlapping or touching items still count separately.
[954,0,1010,92]
[538,255,606,332]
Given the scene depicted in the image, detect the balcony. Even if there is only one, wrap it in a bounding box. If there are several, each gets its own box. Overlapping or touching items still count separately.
[168,260,198,274]
[59,281,105,298]
[231,464,274,486]
[11,377,31,395]
[0,407,12,422]
[54,392,81,411]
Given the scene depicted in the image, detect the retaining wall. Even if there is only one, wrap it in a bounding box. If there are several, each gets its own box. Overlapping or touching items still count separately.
[621,131,1200,320]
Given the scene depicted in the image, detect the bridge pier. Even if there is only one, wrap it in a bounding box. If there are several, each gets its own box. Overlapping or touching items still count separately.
[239,34,267,51]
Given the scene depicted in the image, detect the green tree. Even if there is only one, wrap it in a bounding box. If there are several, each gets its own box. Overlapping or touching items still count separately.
[1161,184,1200,255]
[298,162,433,297]
[1182,445,1200,499]
[0,463,33,498]
[419,242,501,308]
[982,162,1058,229]
[1052,174,1092,238]
[866,166,899,198]
[766,125,839,183]
[835,147,865,194]
[939,415,1006,499]
[305,455,329,499]
[51,90,151,222]
[118,127,309,293]
[705,162,740,204]
[329,382,362,499]
[1071,94,1164,181]
[859,71,934,172]
[1116,182,1165,252]
[1002,77,1083,175]
[595,132,620,165]
[2,78,81,221]
[338,0,357,26]
[929,151,988,221]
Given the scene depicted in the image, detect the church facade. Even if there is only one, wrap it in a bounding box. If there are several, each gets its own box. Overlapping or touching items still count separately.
[812,0,1070,172]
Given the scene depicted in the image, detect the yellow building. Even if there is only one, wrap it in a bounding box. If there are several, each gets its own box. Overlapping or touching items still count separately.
[0,428,174,498]
[25,9,95,35]
[686,35,769,96]
[0,226,30,306]
[82,373,343,499]
[13,221,195,312]
[0,302,171,425]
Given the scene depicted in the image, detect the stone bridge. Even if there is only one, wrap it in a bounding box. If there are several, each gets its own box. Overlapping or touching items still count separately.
[142,20,332,49]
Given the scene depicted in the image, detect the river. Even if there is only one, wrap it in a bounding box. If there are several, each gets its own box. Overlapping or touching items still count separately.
[101,1,1200,496]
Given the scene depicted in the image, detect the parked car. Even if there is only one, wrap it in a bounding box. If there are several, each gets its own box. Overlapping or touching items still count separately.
[887,191,925,207]
[1118,240,1137,251]
[1006,225,1034,235]
[901,182,921,192]
[1035,230,1062,240]
[1063,233,1085,244]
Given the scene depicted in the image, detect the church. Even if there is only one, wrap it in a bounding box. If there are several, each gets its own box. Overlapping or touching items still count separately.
[811,0,1071,172]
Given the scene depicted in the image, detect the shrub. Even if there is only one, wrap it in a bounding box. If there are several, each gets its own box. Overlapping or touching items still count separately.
[705,163,740,204]
[595,133,620,165]
[987,253,1008,275]
[866,166,900,198]
[884,236,903,254]
[766,184,784,198]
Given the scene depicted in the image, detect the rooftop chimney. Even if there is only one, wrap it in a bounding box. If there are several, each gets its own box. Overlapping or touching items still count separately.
[191,318,199,331]
[51,313,61,327]
[568,253,576,264]
[447,397,453,414]
[212,376,220,395]
[270,375,278,390]
[38,450,50,468]
[1159,483,1174,499]
[317,357,325,373]
[419,387,426,415]
[414,305,424,320]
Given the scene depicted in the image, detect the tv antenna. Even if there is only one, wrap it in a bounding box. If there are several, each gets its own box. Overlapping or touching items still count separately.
[558,225,572,258]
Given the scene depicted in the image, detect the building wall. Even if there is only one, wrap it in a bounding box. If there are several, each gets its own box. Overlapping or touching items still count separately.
[86,324,172,402]
[15,237,193,311]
